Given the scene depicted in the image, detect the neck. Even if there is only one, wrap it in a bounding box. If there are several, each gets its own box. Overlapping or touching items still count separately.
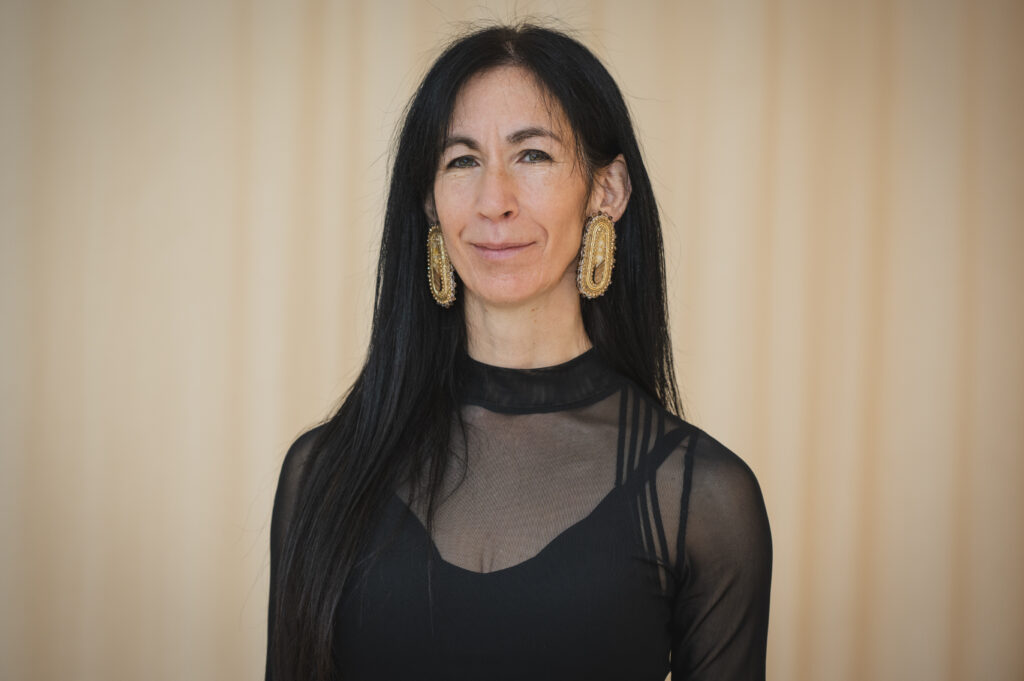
[463,279,592,369]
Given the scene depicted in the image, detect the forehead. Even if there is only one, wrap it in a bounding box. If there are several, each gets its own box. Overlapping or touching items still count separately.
[448,65,570,137]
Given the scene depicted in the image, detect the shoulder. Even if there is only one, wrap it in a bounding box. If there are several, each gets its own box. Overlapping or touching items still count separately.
[283,423,326,466]
[675,423,772,572]
[683,425,764,501]
[601,379,767,511]
[667,420,768,523]
[270,423,329,545]
[276,423,328,499]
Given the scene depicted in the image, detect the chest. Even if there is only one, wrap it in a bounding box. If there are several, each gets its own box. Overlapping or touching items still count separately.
[333,489,674,681]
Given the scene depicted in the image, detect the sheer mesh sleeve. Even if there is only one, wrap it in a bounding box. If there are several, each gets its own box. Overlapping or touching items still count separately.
[670,430,772,680]
[266,426,322,681]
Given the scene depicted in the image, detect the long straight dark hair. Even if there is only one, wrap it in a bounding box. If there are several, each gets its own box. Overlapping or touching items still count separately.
[269,22,683,681]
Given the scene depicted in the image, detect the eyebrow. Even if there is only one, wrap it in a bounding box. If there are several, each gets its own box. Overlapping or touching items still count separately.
[443,126,563,151]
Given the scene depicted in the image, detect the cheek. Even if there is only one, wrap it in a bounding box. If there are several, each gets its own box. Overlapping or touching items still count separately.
[433,178,472,223]
[552,223,584,272]
[522,177,586,250]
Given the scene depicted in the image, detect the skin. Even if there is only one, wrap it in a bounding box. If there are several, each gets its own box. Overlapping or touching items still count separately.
[426,65,631,369]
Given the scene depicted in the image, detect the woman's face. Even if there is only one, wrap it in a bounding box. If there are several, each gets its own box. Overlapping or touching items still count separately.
[430,66,593,307]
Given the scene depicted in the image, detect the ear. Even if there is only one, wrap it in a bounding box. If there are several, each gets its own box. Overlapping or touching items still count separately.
[586,154,631,221]
[424,193,438,224]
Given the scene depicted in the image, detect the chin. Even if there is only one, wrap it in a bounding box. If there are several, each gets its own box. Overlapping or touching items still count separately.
[474,289,538,307]
[465,279,547,308]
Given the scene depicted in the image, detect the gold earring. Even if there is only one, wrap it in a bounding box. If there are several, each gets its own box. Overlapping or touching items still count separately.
[427,223,456,307]
[577,211,616,298]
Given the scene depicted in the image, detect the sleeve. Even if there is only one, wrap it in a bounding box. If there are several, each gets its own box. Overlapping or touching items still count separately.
[670,429,773,680]
[266,425,323,681]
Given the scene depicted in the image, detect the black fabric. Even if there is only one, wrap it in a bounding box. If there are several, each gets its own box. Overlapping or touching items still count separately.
[268,349,772,680]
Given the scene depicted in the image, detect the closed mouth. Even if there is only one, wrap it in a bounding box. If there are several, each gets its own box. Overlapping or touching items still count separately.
[473,242,532,250]
[471,242,535,260]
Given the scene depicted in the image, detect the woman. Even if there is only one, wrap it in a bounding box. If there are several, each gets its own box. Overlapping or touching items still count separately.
[267,23,771,681]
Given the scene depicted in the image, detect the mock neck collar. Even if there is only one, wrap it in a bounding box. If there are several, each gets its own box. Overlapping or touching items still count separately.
[458,347,625,413]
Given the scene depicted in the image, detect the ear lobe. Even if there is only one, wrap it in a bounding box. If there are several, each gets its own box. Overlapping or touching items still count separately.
[589,154,632,221]
[424,194,438,224]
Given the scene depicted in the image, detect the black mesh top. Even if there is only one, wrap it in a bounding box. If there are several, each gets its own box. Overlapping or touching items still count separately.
[268,348,772,680]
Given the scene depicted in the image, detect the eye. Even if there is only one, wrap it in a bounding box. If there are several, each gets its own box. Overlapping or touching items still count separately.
[522,149,551,163]
[447,155,477,169]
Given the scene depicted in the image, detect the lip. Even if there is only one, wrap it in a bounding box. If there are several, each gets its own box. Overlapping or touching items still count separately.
[471,242,535,261]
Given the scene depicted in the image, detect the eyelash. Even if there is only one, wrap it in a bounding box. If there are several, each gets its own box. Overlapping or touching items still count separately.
[447,149,551,169]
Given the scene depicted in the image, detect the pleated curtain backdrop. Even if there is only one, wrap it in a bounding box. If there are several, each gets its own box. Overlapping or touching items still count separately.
[1,1,1022,680]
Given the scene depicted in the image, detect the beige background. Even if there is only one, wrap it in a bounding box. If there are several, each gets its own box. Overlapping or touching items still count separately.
[2,0,1023,680]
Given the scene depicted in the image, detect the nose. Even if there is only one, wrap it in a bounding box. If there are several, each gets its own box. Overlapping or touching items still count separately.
[476,163,518,222]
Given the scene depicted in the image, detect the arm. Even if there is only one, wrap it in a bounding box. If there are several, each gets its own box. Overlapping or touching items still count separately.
[266,426,322,681]
[670,430,772,680]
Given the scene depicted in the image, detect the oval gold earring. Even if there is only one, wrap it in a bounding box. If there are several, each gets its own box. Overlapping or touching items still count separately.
[427,223,456,307]
[577,211,616,298]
